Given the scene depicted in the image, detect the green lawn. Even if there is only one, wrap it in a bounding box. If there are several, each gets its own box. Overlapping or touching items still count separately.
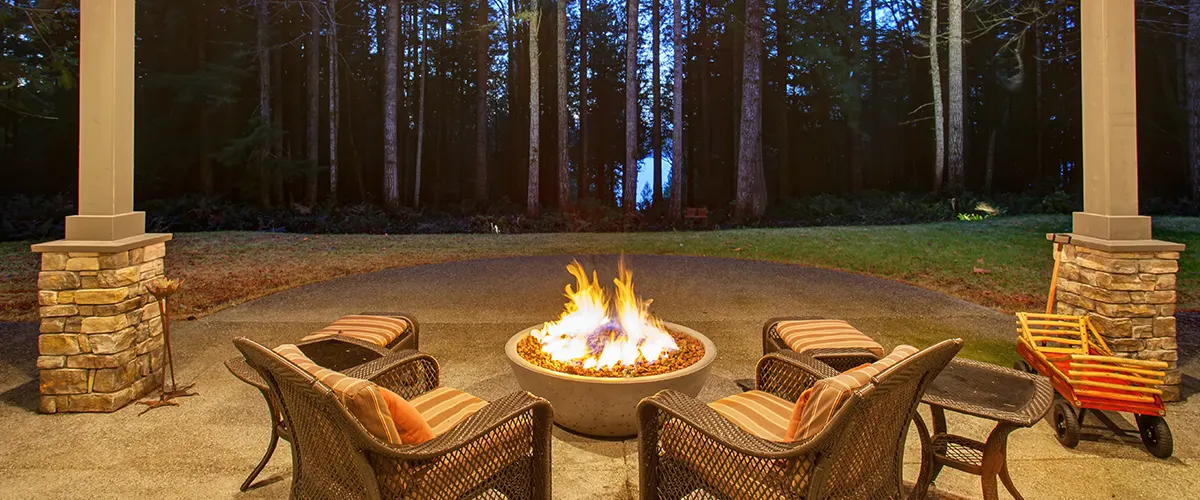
[3,216,1197,333]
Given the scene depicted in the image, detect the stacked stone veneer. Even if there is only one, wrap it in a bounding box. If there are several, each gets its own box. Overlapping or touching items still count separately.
[36,242,166,413]
[1055,244,1181,401]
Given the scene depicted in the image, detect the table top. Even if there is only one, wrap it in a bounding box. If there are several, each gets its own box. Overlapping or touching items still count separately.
[922,357,1055,428]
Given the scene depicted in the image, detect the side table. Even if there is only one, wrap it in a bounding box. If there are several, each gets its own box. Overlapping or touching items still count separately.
[912,358,1054,500]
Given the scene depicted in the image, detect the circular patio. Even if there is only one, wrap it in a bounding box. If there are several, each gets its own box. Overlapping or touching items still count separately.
[2,255,1194,499]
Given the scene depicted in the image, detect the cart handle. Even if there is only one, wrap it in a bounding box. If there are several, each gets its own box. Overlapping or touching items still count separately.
[1045,234,1073,314]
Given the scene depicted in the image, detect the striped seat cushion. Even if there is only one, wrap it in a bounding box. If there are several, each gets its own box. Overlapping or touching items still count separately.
[300,315,410,347]
[275,344,434,445]
[775,319,885,358]
[786,345,919,441]
[410,387,489,436]
[709,390,795,442]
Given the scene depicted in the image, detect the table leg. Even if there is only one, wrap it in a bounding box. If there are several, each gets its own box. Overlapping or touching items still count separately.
[909,413,934,500]
[931,406,948,435]
[1000,461,1023,500]
[928,406,947,479]
[980,423,1019,500]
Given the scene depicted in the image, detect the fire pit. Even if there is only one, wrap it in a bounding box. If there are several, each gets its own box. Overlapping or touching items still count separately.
[504,259,715,437]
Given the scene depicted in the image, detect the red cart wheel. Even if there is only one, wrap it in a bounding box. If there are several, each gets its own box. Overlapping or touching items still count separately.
[1136,415,1173,459]
[1013,359,1034,374]
[1051,399,1080,448]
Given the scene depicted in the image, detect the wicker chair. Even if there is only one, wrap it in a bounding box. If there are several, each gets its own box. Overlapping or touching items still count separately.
[639,338,963,500]
[233,337,554,500]
[762,316,883,372]
[226,313,419,491]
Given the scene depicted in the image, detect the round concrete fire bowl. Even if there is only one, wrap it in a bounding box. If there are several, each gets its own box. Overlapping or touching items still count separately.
[504,322,716,438]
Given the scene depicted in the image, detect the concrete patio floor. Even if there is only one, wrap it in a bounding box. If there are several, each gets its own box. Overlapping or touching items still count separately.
[1,255,1197,499]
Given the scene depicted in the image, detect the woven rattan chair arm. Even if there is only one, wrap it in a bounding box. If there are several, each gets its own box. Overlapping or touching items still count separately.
[367,391,552,460]
[639,389,816,459]
[225,357,268,391]
[755,351,838,401]
[345,351,441,398]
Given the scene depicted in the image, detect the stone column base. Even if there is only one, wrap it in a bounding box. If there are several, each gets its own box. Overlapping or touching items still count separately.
[34,240,169,413]
[1055,243,1182,401]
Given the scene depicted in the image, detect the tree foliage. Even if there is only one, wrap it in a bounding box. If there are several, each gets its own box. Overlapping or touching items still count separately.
[0,0,1196,217]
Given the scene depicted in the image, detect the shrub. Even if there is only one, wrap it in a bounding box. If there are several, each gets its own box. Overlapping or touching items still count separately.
[2,190,1191,242]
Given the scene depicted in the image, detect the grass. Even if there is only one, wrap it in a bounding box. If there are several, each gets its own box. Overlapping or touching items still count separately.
[3,215,1198,332]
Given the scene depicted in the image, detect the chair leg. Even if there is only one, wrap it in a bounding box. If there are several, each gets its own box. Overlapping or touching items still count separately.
[999,462,1025,500]
[240,427,280,491]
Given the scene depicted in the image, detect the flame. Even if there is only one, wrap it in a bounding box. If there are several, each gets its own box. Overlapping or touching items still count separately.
[530,258,678,371]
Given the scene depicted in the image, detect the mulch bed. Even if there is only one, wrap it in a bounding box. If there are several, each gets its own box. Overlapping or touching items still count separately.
[517,329,705,378]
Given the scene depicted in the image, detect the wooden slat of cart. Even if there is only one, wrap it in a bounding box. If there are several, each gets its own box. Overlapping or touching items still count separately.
[1025,329,1083,337]
[1068,370,1162,386]
[1068,362,1166,378]
[1030,336,1083,345]
[1075,389,1157,404]
[1069,379,1163,395]
[1071,355,1169,369]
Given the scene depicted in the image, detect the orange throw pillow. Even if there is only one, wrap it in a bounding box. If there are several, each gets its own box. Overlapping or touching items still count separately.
[275,344,434,445]
[379,387,436,444]
[785,345,919,441]
[785,387,814,440]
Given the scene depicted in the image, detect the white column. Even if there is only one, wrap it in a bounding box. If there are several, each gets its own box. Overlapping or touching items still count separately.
[1073,0,1151,242]
[65,0,145,242]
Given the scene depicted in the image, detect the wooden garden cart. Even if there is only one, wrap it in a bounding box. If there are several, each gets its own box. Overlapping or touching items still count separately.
[1013,234,1173,458]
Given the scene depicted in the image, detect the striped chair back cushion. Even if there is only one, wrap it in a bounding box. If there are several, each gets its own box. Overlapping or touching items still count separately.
[775,319,885,358]
[300,315,410,347]
[410,387,490,436]
[786,345,919,441]
[708,390,795,442]
[274,344,434,445]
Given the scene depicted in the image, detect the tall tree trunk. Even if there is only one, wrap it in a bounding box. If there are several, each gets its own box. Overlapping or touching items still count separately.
[195,8,213,197]
[652,0,662,208]
[698,0,712,206]
[433,0,446,204]
[305,2,321,206]
[867,0,877,186]
[929,0,945,193]
[1189,0,1200,199]
[327,0,339,204]
[773,0,789,200]
[670,0,683,219]
[415,0,428,208]
[736,0,765,218]
[731,0,744,199]
[476,0,490,203]
[527,7,542,216]
[256,0,272,208]
[399,4,411,204]
[504,0,518,201]
[624,0,639,212]
[849,0,864,192]
[345,48,366,202]
[383,0,401,207]
[985,128,996,193]
[578,0,590,202]
[557,0,569,209]
[271,18,285,204]
[946,0,964,194]
[1034,0,1044,183]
